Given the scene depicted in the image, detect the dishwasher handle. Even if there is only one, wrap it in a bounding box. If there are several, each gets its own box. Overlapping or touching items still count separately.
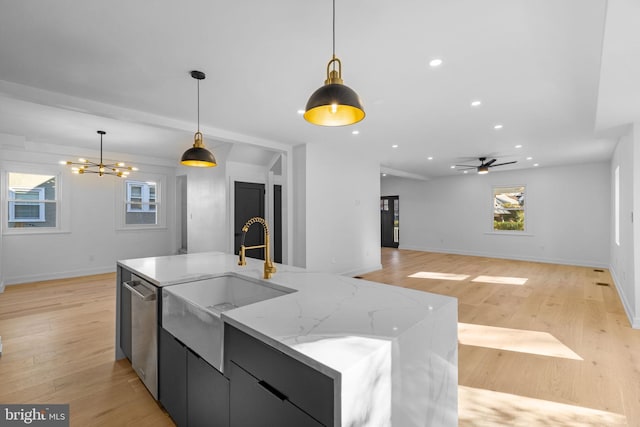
[123,280,156,301]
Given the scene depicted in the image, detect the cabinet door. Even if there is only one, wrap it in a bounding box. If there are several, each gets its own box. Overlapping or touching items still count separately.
[229,362,323,427]
[187,350,229,427]
[159,328,187,427]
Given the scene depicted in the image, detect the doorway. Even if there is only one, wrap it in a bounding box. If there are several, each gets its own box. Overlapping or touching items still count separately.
[381,196,399,248]
[234,181,265,259]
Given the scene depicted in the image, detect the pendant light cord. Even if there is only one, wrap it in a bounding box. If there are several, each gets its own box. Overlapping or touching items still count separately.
[332,0,337,72]
[197,78,200,132]
[99,132,103,165]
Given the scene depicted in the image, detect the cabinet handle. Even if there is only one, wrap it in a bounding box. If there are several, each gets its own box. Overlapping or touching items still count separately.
[258,380,288,401]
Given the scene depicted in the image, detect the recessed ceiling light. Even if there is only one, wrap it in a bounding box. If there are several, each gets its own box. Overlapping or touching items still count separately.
[463,170,468,174]
[526,156,533,160]
[352,130,360,135]
[494,124,504,130]
[427,156,433,160]
[470,100,482,107]
[382,173,387,177]
[450,165,456,169]
[515,144,523,148]
[392,144,399,148]
[297,109,305,115]
[429,58,443,67]
[533,163,539,167]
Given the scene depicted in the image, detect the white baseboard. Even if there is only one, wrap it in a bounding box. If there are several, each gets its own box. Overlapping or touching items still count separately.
[609,266,640,329]
[341,263,383,278]
[399,245,609,269]
[4,266,116,286]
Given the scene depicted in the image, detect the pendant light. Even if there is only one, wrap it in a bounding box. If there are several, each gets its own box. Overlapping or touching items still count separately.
[180,70,217,167]
[304,0,365,126]
[61,131,137,177]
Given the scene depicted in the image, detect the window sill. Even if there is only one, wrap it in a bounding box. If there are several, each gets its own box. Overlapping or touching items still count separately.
[485,231,534,237]
[116,225,168,232]
[3,229,71,236]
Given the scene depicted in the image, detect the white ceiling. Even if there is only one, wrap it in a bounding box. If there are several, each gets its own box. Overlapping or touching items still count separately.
[0,0,634,178]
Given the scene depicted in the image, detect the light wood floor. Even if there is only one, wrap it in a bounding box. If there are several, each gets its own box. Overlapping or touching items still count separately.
[360,249,640,427]
[1,250,639,426]
[0,273,173,427]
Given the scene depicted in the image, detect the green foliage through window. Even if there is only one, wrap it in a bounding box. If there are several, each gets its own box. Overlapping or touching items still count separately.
[493,186,525,231]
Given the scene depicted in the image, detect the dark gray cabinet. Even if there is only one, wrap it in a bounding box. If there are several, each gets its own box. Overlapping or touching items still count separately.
[159,327,187,426]
[187,350,229,427]
[159,327,229,427]
[224,324,336,427]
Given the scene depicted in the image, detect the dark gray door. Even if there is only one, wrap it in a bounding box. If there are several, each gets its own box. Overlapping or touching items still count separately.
[381,196,399,248]
[273,185,282,263]
[234,181,265,259]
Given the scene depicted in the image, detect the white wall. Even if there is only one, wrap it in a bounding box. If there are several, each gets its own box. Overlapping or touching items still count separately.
[1,148,177,284]
[179,144,230,254]
[382,162,610,267]
[292,145,306,268]
[610,125,639,327]
[297,141,381,275]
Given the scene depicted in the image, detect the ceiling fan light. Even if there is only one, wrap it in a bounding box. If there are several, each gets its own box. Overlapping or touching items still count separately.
[478,166,489,174]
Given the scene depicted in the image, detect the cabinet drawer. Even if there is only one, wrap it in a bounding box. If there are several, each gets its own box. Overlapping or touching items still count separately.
[229,361,323,427]
[224,324,336,426]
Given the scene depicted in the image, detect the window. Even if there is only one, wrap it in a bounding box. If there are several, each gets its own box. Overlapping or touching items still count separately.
[7,173,57,229]
[493,186,525,231]
[125,180,158,225]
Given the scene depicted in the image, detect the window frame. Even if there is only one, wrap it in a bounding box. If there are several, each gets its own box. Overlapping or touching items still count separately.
[1,164,68,235]
[491,185,527,233]
[116,174,166,230]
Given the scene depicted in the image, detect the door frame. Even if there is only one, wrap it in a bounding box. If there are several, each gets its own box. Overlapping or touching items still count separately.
[228,175,268,256]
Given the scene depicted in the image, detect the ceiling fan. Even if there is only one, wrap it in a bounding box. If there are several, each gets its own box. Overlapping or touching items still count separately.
[455,157,517,174]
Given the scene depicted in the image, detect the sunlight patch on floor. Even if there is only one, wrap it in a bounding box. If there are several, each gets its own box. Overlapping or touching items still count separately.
[408,271,470,281]
[458,323,583,360]
[459,385,627,427]
[471,275,528,285]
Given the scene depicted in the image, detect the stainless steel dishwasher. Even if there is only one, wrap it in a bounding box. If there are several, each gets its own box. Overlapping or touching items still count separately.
[123,275,158,399]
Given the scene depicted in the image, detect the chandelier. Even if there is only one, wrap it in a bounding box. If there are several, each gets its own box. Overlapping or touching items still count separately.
[61,130,137,177]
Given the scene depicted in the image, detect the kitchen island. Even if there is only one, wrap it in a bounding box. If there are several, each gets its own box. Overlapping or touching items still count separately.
[115,252,458,426]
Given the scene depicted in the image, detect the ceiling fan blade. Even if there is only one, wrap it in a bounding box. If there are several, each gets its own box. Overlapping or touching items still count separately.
[485,159,497,166]
[456,167,476,171]
[490,161,517,167]
[455,164,477,168]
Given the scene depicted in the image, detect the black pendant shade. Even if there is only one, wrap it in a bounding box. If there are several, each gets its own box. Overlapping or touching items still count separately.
[304,82,365,127]
[181,131,217,167]
[181,70,217,168]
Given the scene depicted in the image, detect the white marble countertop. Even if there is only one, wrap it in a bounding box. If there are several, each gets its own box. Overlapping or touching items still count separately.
[118,252,458,426]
